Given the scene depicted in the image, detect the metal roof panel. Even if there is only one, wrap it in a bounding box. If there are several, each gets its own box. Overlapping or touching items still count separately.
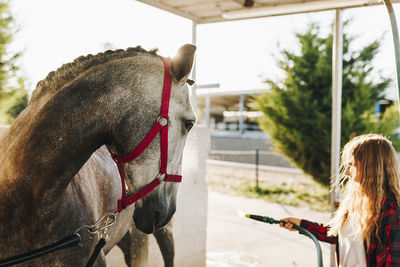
[137,0,400,23]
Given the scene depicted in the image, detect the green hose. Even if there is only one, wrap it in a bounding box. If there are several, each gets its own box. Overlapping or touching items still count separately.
[245,214,323,267]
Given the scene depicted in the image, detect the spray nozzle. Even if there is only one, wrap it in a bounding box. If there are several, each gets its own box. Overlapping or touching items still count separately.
[245,214,283,225]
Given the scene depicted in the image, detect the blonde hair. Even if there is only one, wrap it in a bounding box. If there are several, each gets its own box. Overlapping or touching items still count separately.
[327,134,400,247]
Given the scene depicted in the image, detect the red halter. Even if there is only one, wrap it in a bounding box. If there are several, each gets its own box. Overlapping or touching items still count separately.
[111,56,182,214]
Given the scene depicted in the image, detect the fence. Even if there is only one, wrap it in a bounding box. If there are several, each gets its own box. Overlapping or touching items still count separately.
[208,148,296,191]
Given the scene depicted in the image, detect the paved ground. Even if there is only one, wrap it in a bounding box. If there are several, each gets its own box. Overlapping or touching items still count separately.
[205,135,332,266]
[107,191,332,267]
[206,192,332,267]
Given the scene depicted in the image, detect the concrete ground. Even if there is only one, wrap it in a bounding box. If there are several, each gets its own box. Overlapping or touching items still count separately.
[206,192,332,267]
[107,191,332,267]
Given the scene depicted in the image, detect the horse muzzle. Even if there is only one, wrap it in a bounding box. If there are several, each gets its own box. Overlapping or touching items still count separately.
[133,200,176,234]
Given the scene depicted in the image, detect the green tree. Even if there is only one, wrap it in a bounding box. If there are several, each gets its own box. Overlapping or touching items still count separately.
[252,23,399,186]
[0,0,28,125]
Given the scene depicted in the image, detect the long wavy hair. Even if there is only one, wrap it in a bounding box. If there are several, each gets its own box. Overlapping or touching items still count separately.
[327,134,400,247]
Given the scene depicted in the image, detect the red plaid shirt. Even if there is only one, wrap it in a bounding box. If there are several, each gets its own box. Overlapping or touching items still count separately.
[300,198,400,266]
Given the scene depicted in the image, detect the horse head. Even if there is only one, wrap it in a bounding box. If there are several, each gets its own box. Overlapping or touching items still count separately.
[107,44,196,233]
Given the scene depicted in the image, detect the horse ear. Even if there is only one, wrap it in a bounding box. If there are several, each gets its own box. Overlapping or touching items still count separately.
[170,44,196,83]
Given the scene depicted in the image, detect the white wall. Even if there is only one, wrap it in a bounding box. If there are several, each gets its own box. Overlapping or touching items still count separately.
[0,125,9,138]
[147,126,210,266]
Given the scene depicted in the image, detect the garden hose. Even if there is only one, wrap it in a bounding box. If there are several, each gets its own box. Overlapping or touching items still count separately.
[245,214,323,267]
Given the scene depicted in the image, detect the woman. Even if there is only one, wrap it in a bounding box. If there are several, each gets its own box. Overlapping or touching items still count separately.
[280,134,400,266]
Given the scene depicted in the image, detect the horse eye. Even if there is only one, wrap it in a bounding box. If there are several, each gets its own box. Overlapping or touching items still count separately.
[184,119,195,132]
[186,79,195,86]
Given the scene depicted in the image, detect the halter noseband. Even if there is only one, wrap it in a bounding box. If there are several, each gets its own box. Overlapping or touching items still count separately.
[111,56,182,214]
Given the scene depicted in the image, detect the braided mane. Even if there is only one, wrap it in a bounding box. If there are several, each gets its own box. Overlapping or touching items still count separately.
[29,46,158,104]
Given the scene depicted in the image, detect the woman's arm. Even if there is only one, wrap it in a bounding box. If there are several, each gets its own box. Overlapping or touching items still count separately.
[280,217,337,244]
[300,219,337,244]
[380,213,400,266]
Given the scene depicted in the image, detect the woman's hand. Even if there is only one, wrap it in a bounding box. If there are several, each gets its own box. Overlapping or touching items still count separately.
[279,217,301,231]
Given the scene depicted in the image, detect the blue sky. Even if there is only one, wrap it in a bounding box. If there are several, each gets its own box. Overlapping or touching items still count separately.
[9,0,400,99]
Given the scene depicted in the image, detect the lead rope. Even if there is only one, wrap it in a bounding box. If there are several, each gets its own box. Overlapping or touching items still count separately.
[85,238,107,267]
[82,213,114,267]
[0,235,81,267]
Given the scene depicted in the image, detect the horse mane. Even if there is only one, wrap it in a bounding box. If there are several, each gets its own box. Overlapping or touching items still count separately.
[29,46,158,104]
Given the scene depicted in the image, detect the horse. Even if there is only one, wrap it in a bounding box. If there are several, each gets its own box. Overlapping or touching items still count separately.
[0,123,174,266]
[0,44,196,266]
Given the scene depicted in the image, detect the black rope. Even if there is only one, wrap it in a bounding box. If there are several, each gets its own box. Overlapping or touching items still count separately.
[85,238,106,267]
[0,234,81,267]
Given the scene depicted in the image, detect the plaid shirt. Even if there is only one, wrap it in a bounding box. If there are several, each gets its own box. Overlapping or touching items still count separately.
[300,198,400,266]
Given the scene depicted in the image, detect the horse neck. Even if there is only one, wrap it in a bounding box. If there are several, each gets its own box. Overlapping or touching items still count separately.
[0,79,112,219]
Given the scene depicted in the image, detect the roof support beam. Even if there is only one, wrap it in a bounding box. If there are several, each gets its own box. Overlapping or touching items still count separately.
[239,94,245,136]
[384,1,400,109]
[330,8,343,267]
[192,21,198,110]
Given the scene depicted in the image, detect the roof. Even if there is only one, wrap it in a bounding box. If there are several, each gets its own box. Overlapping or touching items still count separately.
[136,0,399,24]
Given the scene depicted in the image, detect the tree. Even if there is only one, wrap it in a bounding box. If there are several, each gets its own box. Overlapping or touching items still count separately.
[252,22,399,186]
[0,0,28,125]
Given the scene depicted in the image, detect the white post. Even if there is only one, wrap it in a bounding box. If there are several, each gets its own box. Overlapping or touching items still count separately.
[239,94,245,136]
[330,9,343,267]
[205,96,210,128]
[191,21,197,110]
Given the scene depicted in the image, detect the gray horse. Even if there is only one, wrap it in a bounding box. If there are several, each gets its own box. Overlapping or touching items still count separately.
[0,124,173,266]
[0,44,196,266]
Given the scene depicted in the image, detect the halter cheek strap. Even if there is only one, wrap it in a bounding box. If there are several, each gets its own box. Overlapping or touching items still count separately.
[111,56,182,214]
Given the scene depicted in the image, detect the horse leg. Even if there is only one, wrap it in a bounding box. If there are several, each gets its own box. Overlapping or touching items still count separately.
[117,231,133,266]
[153,221,174,267]
[117,225,149,267]
[117,221,174,267]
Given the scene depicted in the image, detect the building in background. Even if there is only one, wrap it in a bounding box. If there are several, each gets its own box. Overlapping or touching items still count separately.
[196,86,266,137]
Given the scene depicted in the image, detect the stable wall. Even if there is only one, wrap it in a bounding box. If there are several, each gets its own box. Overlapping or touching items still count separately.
[147,126,210,266]
[0,125,8,138]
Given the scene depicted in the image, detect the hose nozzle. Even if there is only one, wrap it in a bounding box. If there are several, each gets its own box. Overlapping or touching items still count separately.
[245,214,281,224]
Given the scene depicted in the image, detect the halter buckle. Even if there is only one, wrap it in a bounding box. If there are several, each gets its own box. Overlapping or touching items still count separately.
[156,173,167,182]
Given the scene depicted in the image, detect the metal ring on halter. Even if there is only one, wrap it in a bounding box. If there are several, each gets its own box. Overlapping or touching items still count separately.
[157,116,168,127]
[88,213,117,234]
[157,173,167,182]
